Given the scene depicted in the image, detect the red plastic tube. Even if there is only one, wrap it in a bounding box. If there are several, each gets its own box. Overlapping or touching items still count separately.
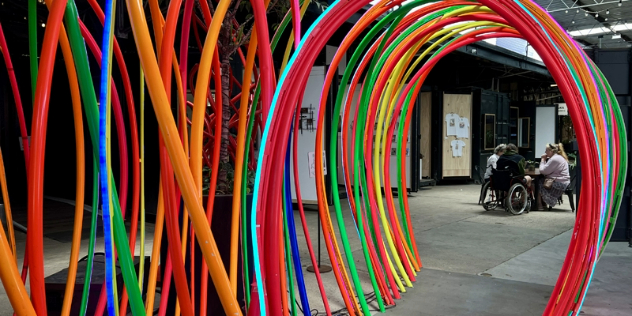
[26,0,69,313]
[0,23,30,169]
[473,3,600,315]
[179,0,196,306]
[252,2,374,315]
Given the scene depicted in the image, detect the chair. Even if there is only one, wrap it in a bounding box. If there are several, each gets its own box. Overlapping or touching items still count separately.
[555,164,576,212]
[494,157,521,191]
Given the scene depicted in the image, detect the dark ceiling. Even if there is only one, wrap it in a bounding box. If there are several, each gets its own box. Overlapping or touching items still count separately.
[534,0,632,48]
[2,0,631,52]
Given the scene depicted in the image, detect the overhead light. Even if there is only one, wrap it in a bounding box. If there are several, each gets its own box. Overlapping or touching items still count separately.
[613,22,632,31]
[606,9,610,14]
[619,0,622,6]
[585,12,588,16]
[572,20,575,24]
[613,33,622,39]
[551,84,558,87]
[41,23,45,27]
[565,10,568,13]
[577,9,580,13]
[596,13,599,18]
[605,18,609,21]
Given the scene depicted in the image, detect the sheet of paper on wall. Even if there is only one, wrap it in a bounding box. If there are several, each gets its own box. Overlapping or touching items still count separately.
[307,151,327,178]
[445,113,460,136]
[450,139,466,157]
[457,117,470,139]
[19,136,31,151]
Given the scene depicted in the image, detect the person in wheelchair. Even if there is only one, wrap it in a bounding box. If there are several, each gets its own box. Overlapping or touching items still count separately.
[488,144,532,214]
[496,143,532,188]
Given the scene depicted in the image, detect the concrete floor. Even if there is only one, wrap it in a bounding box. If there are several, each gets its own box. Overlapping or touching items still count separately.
[1,184,630,315]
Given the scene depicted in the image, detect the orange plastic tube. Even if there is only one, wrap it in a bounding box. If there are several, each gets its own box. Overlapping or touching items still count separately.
[124,0,242,314]
[0,148,16,259]
[57,29,86,316]
[145,183,165,314]
[232,26,259,296]
[188,1,228,314]
[0,217,35,316]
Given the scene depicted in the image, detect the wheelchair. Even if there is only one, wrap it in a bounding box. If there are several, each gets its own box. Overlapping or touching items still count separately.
[480,163,532,215]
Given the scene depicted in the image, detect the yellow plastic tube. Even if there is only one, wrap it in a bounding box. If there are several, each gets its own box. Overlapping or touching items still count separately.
[138,67,146,291]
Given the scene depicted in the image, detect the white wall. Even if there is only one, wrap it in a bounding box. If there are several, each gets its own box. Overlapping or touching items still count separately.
[337,84,412,190]
[289,66,326,204]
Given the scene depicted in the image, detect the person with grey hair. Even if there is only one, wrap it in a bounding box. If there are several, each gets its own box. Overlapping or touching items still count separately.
[484,144,506,182]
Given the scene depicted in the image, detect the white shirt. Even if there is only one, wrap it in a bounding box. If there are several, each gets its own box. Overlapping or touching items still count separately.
[450,140,466,157]
[457,117,470,139]
[445,113,460,136]
[484,153,499,179]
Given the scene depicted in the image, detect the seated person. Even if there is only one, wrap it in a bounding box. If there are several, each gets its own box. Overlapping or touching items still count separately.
[496,143,532,187]
[484,144,506,183]
[536,143,571,210]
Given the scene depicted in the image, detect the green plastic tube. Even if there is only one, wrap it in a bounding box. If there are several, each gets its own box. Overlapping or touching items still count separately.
[28,0,38,100]
[79,164,100,315]
[62,1,145,315]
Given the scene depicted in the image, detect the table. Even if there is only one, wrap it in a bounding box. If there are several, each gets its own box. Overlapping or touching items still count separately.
[525,168,540,176]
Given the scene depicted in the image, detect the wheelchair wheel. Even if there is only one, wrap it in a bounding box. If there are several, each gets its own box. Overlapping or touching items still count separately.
[506,183,529,215]
[481,182,500,211]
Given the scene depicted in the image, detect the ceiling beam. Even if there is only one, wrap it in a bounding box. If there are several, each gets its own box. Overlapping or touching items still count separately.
[546,0,628,13]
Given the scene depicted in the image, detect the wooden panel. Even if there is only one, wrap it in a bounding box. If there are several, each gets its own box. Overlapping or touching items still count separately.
[442,93,472,178]
[420,92,432,178]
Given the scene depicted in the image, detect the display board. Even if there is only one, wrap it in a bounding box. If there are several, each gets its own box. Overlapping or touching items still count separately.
[442,93,472,178]
[289,66,326,204]
[420,92,432,178]
[535,106,557,155]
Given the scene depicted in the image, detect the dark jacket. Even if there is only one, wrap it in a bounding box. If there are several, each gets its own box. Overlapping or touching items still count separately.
[497,150,525,176]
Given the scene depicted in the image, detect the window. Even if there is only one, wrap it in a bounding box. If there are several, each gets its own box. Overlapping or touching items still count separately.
[509,107,519,145]
[518,117,530,148]
[484,114,496,150]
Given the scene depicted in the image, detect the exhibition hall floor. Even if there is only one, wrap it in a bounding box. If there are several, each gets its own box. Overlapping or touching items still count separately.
[1,185,629,315]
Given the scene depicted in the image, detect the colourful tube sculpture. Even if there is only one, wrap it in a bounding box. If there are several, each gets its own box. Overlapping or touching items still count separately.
[0,1,624,316]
